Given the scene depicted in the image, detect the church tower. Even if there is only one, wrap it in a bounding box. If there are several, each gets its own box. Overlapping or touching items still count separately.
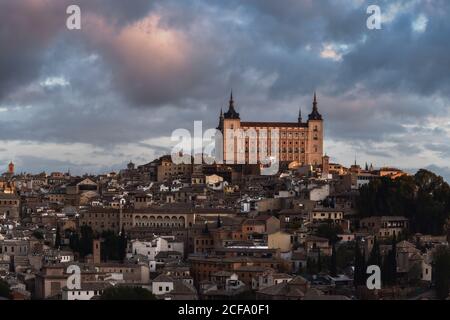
[306,92,324,166]
[8,161,14,175]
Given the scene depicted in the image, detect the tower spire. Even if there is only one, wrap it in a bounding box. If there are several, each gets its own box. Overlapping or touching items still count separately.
[229,90,234,109]
[308,91,322,121]
[313,91,318,110]
[298,107,302,123]
[223,90,240,119]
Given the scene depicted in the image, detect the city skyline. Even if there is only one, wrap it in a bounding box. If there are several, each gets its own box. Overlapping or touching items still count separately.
[1,0,450,180]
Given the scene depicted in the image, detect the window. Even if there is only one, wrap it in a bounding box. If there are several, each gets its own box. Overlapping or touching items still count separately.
[159,286,163,291]
[166,286,170,291]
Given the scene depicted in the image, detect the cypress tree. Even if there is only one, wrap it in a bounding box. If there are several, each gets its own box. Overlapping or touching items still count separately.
[119,226,127,262]
[369,237,382,267]
[354,240,367,286]
[317,247,322,272]
[54,225,61,249]
[381,253,391,285]
[390,235,398,284]
[330,243,337,277]
[217,215,222,228]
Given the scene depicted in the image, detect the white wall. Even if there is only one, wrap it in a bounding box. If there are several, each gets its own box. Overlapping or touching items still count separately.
[152,281,174,295]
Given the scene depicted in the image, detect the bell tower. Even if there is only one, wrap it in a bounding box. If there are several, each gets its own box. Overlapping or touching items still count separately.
[8,161,14,175]
[307,92,324,166]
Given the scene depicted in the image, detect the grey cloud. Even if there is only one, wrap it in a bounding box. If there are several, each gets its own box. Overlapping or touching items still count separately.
[1,0,450,173]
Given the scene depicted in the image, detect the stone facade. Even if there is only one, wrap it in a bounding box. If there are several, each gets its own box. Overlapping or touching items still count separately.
[218,92,324,166]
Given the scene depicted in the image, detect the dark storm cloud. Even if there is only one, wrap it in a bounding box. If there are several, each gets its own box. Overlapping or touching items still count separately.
[1,0,450,173]
[426,143,450,158]
[0,0,66,100]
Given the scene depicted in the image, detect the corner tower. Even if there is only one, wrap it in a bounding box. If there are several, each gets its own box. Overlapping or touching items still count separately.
[306,92,324,166]
[222,91,241,163]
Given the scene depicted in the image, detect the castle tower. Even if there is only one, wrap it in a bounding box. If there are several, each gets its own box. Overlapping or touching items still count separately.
[222,91,241,164]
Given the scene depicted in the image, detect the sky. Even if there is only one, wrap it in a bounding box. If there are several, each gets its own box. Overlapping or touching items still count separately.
[1,0,450,180]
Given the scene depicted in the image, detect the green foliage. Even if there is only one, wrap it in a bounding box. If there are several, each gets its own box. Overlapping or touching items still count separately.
[306,257,316,274]
[357,169,450,235]
[75,225,94,258]
[0,279,11,299]
[101,229,127,262]
[54,225,61,249]
[382,236,398,286]
[316,222,344,244]
[367,237,382,267]
[354,241,366,286]
[336,243,355,271]
[433,246,450,300]
[100,286,156,300]
[330,243,337,277]
[32,230,44,240]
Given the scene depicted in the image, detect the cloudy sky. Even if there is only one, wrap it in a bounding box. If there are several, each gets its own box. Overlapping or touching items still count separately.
[1,0,450,180]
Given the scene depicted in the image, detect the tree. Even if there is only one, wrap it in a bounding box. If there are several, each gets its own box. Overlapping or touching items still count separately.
[330,243,337,277]
[306,257,317,274]
[32,230,44,240]
[433,246,450,300]
[316,223,343,244]
[100,228,128,262]
[100,286,156,300]
[390,235,398,285]
[367,237,382,267]
[54,225,61,249]
[354,241,366,286]
[79,225,94,258]
[336,243,355,271]
[0,279,11,299]
[317,248,322,272]
[69,231,80,252]
[357,169,450,235]
[382,236,398,286]
[217,215,222,228]
[119,226,127,262]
